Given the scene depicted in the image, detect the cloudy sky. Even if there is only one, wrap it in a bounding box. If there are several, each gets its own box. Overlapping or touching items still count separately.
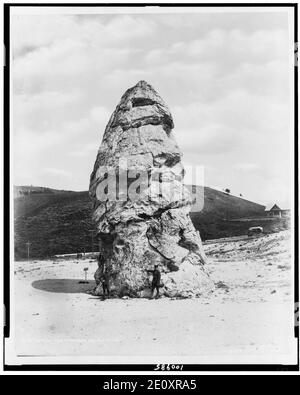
[11,7,294,207]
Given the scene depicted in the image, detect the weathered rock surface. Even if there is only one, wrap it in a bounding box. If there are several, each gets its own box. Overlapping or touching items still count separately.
[89,80,213,297]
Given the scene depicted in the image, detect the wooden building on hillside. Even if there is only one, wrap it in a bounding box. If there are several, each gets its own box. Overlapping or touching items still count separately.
[266,204,290,218]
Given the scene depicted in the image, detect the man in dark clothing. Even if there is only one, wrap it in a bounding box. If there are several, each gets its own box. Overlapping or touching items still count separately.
[94,253,104,286]
[150,264,161,299]
[94,253,110,300]
[100,271,110,300]
[97,252,105,267]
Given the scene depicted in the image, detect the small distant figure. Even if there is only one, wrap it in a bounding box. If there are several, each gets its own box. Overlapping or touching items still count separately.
[97,252,105,267]
[94,253,110,300]
[99,271,110,300]
[148,264,161,299]
[94,253,103,285]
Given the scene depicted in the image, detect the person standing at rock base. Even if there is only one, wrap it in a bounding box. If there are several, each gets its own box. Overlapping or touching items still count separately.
[100,271,110,300]
[149,264,161,299]
[94,253,104,287]
[94,253,110,300]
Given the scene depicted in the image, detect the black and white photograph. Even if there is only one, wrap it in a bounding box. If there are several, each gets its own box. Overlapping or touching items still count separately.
[3,2,298,372]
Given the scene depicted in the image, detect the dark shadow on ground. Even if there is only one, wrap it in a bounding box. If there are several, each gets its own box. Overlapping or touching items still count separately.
[31,279,94,294]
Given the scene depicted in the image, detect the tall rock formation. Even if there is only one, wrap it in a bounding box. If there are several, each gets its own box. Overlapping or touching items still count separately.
[89,81,213,297]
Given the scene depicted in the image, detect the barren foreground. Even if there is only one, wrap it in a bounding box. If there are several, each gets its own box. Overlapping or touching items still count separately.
[10,231,296,364]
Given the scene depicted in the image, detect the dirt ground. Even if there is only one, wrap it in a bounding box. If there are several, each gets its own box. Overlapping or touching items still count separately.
[8,230,297,364]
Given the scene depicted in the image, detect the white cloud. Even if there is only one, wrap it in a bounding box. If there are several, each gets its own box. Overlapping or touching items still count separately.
[234,163,260,171]
[12,14,156,56]
[43,168,71,177]
[68,142,99,158]
[89,106,111,124]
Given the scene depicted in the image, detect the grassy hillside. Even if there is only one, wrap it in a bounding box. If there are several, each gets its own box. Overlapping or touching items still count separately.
[14,185,284,260]
[186,185,277,240]
[14,191,95,259]
[187,185,265,218]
